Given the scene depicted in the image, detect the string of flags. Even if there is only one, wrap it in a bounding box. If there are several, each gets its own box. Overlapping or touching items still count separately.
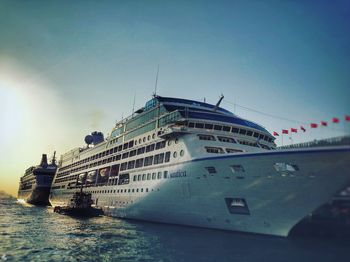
[273,115,350,136]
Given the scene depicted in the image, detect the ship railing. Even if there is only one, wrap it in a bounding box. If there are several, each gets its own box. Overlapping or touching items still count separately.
[277,135,350,150]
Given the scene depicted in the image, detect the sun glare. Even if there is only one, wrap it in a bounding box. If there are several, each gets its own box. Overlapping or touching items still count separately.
[0,84,25,150]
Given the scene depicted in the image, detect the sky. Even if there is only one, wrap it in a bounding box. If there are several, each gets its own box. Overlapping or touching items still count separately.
[0,0,349,196]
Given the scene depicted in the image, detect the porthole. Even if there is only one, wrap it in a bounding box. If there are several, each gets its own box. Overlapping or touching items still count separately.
[148,135,151,141]
[168,140,172,146]
[135,140,137,145]
[152,133,155,139]
[139,138,142,144]
[180,150,184,157]
[173,151,177,158]
[143,137,146,142]
[175,138,179,144]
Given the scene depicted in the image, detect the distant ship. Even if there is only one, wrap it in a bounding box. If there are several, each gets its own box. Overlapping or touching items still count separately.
[18,153,57,205]
[49,95,350,236]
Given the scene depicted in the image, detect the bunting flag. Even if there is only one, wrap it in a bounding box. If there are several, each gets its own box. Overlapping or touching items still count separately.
[291,128,297,133]
[321,121,327,126]
[273,131,279,136]
[346,115,350,121]
[300,126,306,132]
[282,129,289,134]
[310,123,318,128]
[332,117,339,123]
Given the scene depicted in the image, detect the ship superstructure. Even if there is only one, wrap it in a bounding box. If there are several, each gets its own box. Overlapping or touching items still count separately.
[49,96,350,236]
[18,153,57,205]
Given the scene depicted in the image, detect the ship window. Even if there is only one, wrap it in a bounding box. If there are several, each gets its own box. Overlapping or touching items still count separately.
[205,147,224,154]
[157,172,162,179]
[173,151,177,158]
[139,138,142,144]
[218,136,236,143]
[230,165,245,173]
[225,198,250,215]
[127,160,135,169]
[148,135,151,141]
[180,150,184,157]
[274,163,299,172]
[205,166,217,174]
[137,174,141,181]
[129,140,134,148]
[223,126,231,132]
[129,150,136,157]
[259,134,264,139]
[165,151,171,162]
[133,176,137,181]
[146,144,155,152]
[102,151,106,157]
[137,147,145,155]
[152,173,156,179]
[118,145,123,151]
[195,123,204,129]
[136,188,139,192]
[142,174,146,180]
[253,132,259,138]
[226,148,243,153]
[120,162,127,171]
[260,144,270,150]
[239,129,247,135]
[134,140,137,145]
[198,134,215,141]
[163,171,168,179]
[246,130,253,136]
[144,156,154,166]
[156,141,166,149]
[135,158,144,168]
[116,154,121,161]
[141,188,144,192]
[152,133,156,139]
[122,152,129,159]
[123,143,129,150]
[143,137,146,142]
[214,125,222,131]
[147,173,151,180]
[204,123,213,130]
[231,128,239,133]
[188,122,195,128]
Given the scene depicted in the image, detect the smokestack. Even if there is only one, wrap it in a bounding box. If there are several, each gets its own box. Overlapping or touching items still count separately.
[40,154,48,168]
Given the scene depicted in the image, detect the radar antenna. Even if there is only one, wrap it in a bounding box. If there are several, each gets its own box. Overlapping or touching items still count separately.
[213,94,224,111]
[51,151,57,165]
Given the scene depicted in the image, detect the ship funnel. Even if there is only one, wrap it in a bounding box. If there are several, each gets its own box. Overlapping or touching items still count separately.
[40,154,48,168]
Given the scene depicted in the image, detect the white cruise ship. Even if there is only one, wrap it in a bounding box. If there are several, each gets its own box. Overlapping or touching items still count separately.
[49,95,350,236]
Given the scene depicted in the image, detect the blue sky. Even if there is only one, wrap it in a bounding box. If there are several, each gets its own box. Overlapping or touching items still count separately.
[0,0,349,194]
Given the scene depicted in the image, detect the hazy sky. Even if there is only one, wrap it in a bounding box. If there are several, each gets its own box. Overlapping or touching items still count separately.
[1,0,349,195]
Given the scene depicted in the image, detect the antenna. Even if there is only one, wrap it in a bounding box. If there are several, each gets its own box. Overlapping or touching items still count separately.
[213,94,224,111]
[153,64,159,97]
[132,93,136,115]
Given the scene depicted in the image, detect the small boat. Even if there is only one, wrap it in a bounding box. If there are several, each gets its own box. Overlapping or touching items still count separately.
[53,191,103,217]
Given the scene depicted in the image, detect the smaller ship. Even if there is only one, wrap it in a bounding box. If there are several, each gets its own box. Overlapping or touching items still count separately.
[53,191,103,217]
[17,152,57,205]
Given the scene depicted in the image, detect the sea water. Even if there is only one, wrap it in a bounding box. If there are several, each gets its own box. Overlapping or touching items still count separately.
[1,195,349,262]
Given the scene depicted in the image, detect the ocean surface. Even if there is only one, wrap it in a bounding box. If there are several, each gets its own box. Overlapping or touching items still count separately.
[1,195,349,262]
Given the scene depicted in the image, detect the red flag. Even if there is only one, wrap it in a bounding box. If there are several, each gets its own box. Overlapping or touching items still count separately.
[273,131,279,136]
[282,129,288,134]
[291,128,297,133]
[300,126,306,132]
[346,115,350,121]
[332,117,339,123]
[310,123,318,128]
[321,121,327,126]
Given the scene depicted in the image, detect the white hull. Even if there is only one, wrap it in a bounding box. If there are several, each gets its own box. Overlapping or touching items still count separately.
[50,145,350,236]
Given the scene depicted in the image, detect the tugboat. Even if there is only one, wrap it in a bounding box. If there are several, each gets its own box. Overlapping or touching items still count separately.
[17,152,57,205]
[53,175,103,217]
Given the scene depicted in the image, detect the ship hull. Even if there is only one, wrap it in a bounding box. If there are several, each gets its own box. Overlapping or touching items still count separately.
[18,186,51,205]
[50,146,350,236]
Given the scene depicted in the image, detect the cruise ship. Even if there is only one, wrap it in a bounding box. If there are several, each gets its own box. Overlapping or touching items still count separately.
[49,95,350,236]
[18,153,57,205]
